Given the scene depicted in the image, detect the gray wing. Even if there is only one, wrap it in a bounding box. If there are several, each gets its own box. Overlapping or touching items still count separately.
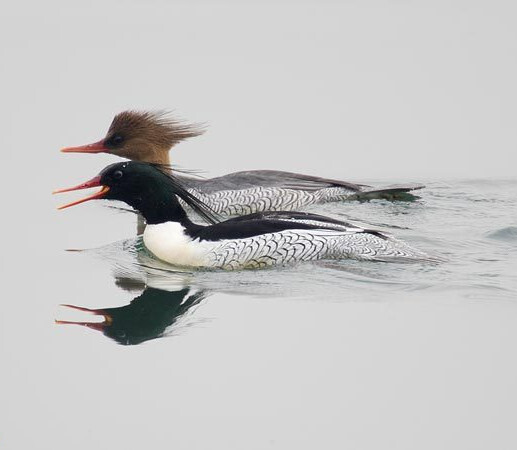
[176,170,369,194]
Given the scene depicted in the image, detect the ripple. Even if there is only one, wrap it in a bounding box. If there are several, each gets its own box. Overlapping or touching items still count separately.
[485,226,517,242]
[60,180,516,305]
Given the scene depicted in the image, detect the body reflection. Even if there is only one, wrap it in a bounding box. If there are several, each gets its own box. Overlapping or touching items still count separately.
[57,286,209,345]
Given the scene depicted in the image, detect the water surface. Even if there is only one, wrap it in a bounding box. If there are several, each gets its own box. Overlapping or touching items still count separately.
[1,179,517,450]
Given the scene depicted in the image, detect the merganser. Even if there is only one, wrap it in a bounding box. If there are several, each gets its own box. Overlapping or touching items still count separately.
[54,162,431,270]
[56,287,208,345]
[61,111,424,217]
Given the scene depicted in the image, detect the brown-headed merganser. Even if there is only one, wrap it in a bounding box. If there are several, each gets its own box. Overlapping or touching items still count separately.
[61,111,424,217]
[54,162,432,270]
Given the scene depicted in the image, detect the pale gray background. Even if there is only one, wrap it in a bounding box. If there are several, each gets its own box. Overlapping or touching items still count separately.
[1,0,515,187]
[1,1,516,450]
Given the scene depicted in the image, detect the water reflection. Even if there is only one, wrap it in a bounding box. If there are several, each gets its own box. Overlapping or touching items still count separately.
[55,231,438,347]
[55,206,446,346]
[57,236,214,345]
[57,285,210,345]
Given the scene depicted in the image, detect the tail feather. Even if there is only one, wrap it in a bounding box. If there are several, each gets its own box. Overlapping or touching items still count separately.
[351,184,425,201]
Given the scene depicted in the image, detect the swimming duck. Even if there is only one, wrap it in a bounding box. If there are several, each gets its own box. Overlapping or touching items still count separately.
[54,162,431,270]
[61,111,424,217]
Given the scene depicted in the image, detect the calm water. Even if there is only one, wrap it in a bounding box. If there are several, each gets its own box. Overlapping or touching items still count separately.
[2,179,517,449]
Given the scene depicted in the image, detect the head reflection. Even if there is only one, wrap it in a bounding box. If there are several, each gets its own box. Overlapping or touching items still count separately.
[57,284,209,345]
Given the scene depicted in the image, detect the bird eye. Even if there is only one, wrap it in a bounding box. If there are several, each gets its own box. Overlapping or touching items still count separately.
[105,134,124,148]
[113,170,123,180]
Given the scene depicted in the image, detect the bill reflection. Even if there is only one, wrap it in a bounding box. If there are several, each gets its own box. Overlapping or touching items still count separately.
[56,284,210,345]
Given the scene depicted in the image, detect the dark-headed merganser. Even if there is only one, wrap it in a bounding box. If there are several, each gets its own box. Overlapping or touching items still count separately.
[61,111,424,217]
[57,287,207,345]
[54,162,431,270]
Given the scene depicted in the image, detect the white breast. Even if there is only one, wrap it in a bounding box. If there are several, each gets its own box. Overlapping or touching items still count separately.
[143,222,213,267]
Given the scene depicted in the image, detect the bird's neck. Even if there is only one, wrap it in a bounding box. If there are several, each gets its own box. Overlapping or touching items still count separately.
[130,184,203,235]
[131,145,172,165]
[138,195,191,227]
[146,149,171,166]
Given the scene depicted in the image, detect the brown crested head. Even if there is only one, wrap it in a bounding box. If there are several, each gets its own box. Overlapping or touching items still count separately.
[62,110,205,164]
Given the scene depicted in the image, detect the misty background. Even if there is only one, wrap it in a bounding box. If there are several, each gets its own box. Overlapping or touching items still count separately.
[1,0,515,189]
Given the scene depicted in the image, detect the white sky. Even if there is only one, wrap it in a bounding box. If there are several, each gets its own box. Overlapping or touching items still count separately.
[1,0,516,182]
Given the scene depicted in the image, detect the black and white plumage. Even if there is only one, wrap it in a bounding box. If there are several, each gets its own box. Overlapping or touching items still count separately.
[56,162,433,271]
[143,211,428,270]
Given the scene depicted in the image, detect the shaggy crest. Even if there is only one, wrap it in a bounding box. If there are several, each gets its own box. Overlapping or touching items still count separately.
[108,110,205,149]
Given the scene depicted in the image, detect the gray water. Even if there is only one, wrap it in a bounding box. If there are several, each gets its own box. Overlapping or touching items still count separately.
[2,178,516,449]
